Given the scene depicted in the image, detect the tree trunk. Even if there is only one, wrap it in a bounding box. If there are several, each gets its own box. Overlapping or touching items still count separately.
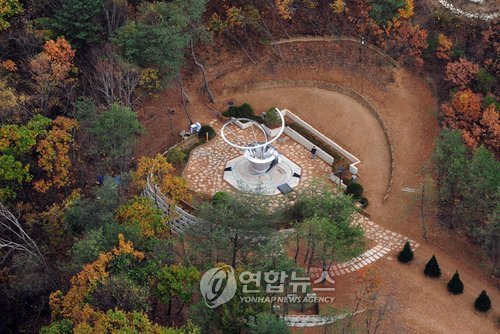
[224,30,257,65]
[177,79,193,124]
[304,236,312,264]
[294,231,300,263]
[231,235,239,268]
[167,297,172,316]
[190,40,215,103]
[492,246,498,277]
[307,245,315,273]
[420,181,428,241]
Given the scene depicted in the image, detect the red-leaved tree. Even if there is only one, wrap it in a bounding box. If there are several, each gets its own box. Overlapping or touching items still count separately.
[445,58,480,89]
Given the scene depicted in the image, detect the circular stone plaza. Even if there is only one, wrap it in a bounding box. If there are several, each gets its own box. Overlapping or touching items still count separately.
[182,111,331,200]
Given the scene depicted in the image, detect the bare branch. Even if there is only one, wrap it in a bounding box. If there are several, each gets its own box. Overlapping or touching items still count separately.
[0,202,49,272]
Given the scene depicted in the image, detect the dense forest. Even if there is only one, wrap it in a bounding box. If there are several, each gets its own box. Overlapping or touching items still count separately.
[0,0,498,333]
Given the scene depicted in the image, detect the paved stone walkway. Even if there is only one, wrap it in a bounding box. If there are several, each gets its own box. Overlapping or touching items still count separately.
[436,0,498,21]
[309,214,419,280]
[183,119,331,201]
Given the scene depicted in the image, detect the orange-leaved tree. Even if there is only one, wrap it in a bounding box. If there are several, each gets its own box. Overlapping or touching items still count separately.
[49,234,145,325]
[34,116,78,193]
[480,104,500,148]
[0,114,51,200]
[29,37,77,111]
[436,33,453,61]
[445,58,480,89]
[398,0,414,19]
[384,19,428,68]
[330,0,347,14]
[447,89,483,123]
[440,90,499,148]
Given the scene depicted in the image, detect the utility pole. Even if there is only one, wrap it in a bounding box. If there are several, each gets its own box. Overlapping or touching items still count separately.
[361,36,365,94]
[420,180,428,241]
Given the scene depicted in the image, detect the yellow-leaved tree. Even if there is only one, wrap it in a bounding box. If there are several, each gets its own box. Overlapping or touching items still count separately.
[34,116,78,193]
[49,234,145,325]
[115,197,168,238]
[133,153,192,204]
[46,234,200,333]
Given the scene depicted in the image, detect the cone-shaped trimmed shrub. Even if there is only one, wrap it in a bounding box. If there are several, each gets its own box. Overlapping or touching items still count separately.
[398,241,414,263]
[447,271,464,294]
[424,255,441,277]
[474,290,491,312]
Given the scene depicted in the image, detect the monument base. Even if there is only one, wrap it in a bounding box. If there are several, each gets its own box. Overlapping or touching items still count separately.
[223,155,302,195]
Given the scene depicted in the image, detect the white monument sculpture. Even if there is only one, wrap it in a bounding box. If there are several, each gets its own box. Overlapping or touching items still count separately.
[221,108,301,195]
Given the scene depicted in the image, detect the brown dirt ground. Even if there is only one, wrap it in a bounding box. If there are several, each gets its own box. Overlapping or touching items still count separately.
[135,41,499,333]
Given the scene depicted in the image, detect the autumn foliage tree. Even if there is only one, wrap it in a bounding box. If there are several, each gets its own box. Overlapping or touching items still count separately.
[29,37,77,111]
[0,0,23,30]
[479,104,499,148]
[436,33,453,61]
[445,58,480,90]
[0,114,78,198]
[115,197,168,238]
[443,89,483,124]
[0,115,51,199]
[440,89,498,148]
[330,0,347,14]
[398,0,414,19]
[383,19,428,68]
[275,0,294,20]
[0,79,24,122]
[331,0,382,39]
[48,234,144,324]
[34,117,78,193]
[133,154,192,204]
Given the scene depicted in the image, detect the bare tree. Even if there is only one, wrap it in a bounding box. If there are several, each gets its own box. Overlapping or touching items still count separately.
[322,275,393,334]
[102,0,130,38]
[0,203,48,273]
[85,47,141,107]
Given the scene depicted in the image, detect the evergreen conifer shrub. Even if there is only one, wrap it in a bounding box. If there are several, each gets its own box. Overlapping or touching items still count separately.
[447,271,464,294]
[424,255,441,278]
[474,290,491,312]
[398,241,414,263]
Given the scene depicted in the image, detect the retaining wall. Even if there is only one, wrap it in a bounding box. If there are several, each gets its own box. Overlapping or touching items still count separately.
[283,109,360,174]
[271,35,399,68]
